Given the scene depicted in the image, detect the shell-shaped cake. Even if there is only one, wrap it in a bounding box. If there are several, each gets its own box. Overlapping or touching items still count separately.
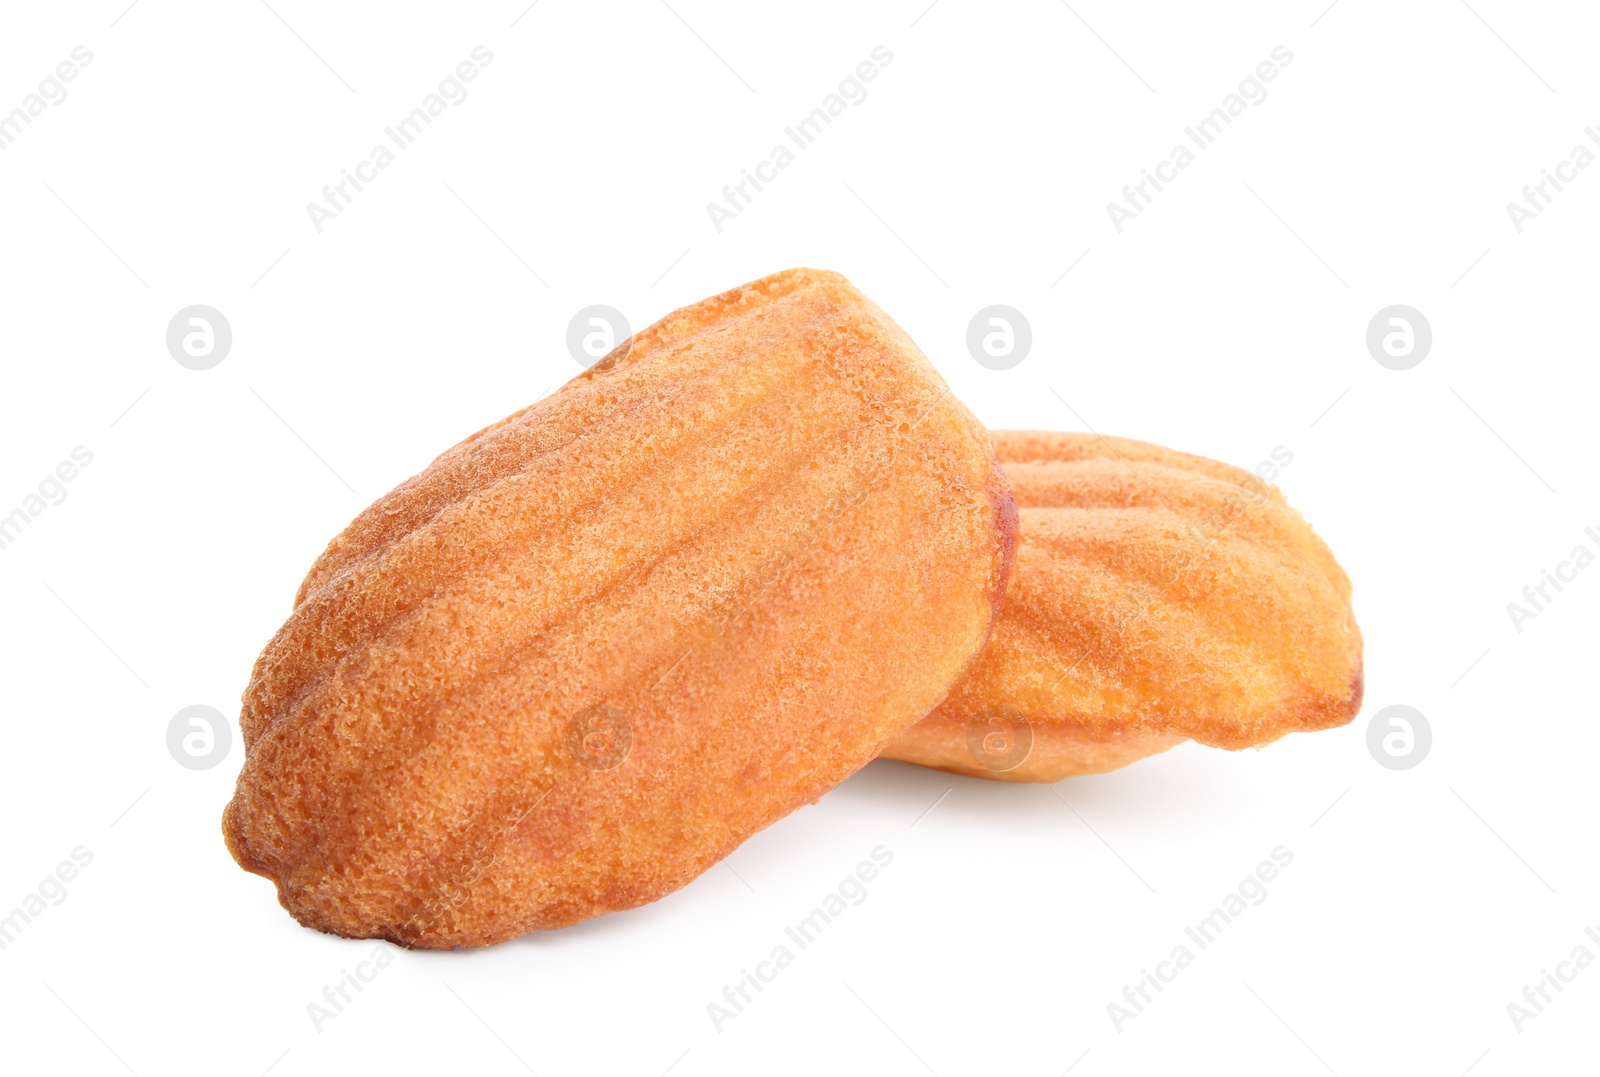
[882,431,1361,781]
[224,269,1016,947]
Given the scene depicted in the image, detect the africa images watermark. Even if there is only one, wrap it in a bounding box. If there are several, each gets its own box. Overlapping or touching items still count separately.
[706,45,893,233]
[0,45,93,151]
[1505,125,1600,233]
[0,846,94,951]
[306,46,494,233]
[1107,845,1295,1032]
[305,945,398,1032]
[1106,45,1293,233]
[1504,919,1600,1033]
[1504,524,1599,634]
[0,445,94,554]
[706,845,895,1032]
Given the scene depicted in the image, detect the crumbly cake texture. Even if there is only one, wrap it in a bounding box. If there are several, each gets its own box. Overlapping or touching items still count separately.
[880,431,1362,782]
[222,269,1016,948]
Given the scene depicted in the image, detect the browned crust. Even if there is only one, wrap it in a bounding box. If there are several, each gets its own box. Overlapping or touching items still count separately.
[290,269,846,610]
[983,452,1020,626]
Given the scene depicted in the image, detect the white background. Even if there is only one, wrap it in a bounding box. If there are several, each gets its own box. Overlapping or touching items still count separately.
[1,1,1596,1074]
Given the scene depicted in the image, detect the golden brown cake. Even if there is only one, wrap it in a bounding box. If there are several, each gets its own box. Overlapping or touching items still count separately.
[881,431,1361,781]
[223,269,1016,947]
